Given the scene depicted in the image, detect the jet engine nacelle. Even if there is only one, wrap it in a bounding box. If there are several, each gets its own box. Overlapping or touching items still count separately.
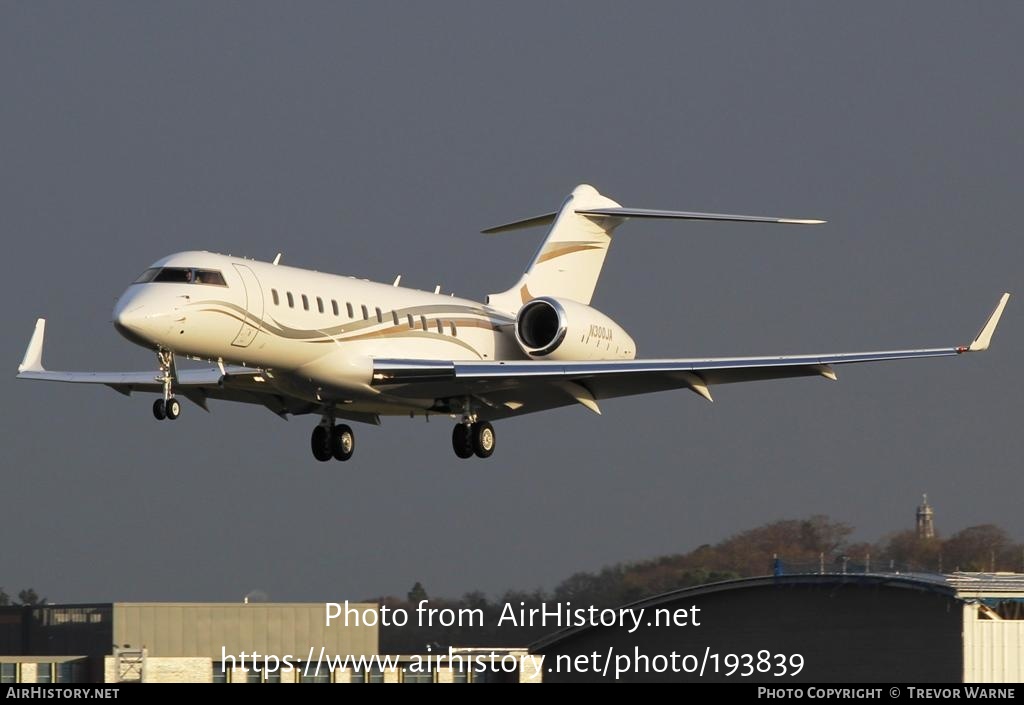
[515,296,636,361]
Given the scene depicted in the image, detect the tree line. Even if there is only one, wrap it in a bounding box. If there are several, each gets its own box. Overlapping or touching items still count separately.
[6,515,1020,651]
[376,515,1023,651]
[0,588,45,606]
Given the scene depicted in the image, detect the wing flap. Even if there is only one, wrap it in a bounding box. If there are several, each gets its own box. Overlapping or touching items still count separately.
[17,367,256,388]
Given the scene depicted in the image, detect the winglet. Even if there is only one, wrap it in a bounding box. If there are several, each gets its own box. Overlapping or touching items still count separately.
[965,293,1010,352]
[18,318,47,373]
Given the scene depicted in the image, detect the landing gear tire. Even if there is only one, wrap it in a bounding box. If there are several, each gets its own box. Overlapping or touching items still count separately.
[152,399,166,421]
[332,424,355,462]
[165,397,181,420]
[452,423,474,459]
[311,425,332,462]
[472,421,495,459]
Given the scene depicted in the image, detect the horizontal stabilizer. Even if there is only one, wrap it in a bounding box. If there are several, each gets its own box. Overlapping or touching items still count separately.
[481,212,557,234]
[482,205,824,234]
[576,207,825,225]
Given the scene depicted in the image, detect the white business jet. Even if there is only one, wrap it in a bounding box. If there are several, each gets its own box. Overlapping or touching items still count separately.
[16,185,1010,461]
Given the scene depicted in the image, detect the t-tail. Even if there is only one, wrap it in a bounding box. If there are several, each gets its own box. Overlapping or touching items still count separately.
[484,183,824,314]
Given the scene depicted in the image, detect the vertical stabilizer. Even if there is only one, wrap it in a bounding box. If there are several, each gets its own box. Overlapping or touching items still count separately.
[487,185,622,313]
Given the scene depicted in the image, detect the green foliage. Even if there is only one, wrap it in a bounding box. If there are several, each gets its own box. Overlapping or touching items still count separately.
[406,582,428,604]
[16,589,45,606]
[0,587,46,606]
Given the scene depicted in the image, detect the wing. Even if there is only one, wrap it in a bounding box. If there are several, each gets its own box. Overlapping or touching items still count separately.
[370,294,1010,419]
[15,318,304,417]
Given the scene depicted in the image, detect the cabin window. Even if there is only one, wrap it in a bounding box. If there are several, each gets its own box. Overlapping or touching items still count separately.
[271,289,279,306]
[436,320,443,334]
[346,302,354,318]
[392,311,399,326]
[375,307,383,323]
[361,305,369,320]
[407,314,415,328]
[420,316,427,330]
[451,322,458,337]
[332,300,339,316]
[287,292,294,308]
[301,294,309,311]
[316,296,324,314]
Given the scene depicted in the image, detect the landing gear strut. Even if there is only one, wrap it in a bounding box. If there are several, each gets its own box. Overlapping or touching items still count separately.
[152,350,180,421]
[311,418,355,462]
[452,420,496,459]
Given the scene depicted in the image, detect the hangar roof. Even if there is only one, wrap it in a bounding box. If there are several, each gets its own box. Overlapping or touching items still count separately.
[530,572,1024,652]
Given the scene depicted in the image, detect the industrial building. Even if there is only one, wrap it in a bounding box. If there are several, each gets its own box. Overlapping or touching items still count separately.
[2,573,1021,683]
[531,572,1023,682]
[0,602,537,683]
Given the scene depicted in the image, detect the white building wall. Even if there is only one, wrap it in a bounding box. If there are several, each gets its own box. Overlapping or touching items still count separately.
[962,604,1023,682]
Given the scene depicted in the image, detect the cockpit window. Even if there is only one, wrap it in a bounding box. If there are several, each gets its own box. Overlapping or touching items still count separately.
[154,267,194,283]
[133,268,161,283]
[194,269,226,286]
[134,267,227,286]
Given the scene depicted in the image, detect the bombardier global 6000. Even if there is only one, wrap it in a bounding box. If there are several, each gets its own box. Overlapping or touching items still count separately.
[17,185,1010,461]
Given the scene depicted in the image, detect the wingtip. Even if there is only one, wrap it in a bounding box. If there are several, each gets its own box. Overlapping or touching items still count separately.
[967,293,1010,352]
[778,218,827,225]
[18,318,47,373]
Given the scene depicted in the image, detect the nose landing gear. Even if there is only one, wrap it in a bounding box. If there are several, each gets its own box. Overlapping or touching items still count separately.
[152,350,180,421]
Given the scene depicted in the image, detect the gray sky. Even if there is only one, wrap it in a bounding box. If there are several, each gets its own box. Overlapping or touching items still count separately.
[2,2,1021,602]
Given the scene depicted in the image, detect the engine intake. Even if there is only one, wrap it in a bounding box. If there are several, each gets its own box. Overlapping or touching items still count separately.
[516,298,567,355]
[514,296,636,361]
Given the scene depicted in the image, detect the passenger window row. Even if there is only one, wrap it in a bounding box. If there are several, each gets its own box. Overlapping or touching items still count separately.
[269,288,459,337]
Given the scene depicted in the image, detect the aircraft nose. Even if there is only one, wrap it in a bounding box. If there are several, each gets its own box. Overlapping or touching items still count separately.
[113,300,144,333]
[112,293,153,346]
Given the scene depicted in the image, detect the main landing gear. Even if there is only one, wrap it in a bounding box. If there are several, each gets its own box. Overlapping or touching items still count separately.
[311,422,355,462]
[152,397,181,420]
[152,350,181,421]
[452,420,495,459]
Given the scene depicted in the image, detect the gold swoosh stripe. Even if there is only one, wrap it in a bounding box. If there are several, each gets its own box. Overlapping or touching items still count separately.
[535,242,604,264]
[194,303,488,358]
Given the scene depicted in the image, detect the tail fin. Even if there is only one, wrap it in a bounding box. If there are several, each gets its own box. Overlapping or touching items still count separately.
[487,185,621,312]
[485,184,825,313]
